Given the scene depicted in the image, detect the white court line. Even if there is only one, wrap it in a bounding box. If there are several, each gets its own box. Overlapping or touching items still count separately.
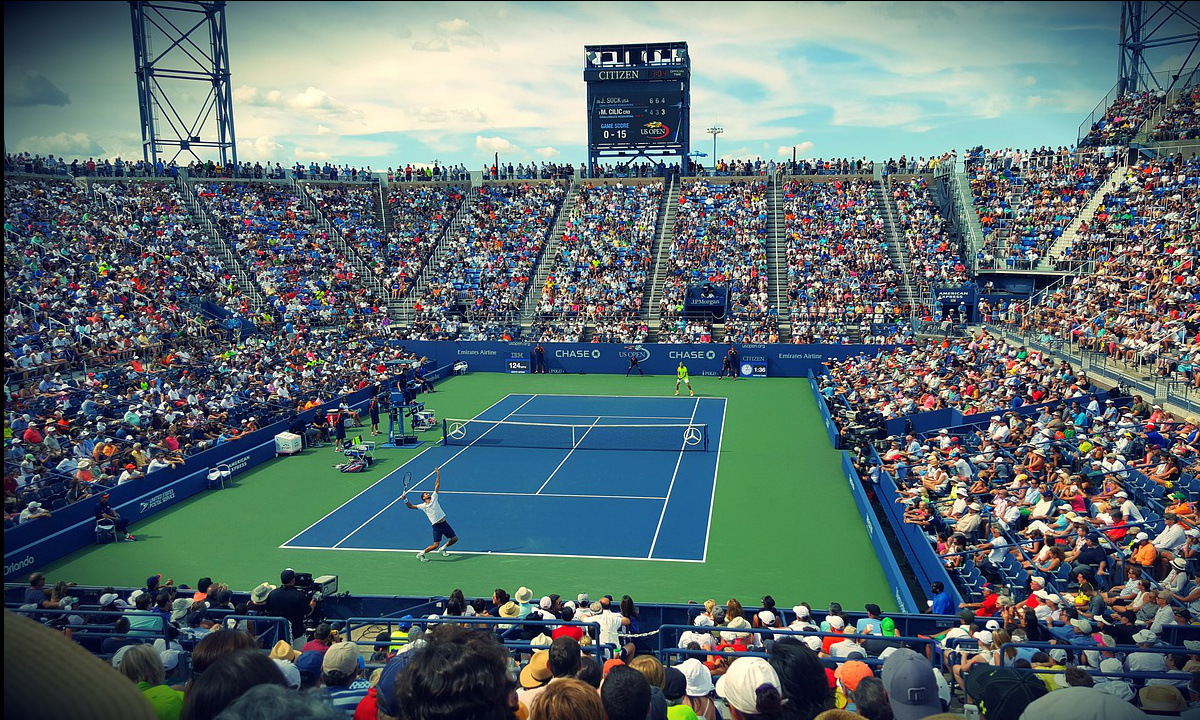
[330,394,538,548]
[522,393,705,399]
[700,398,729,563]
[434,490,667,501]
[281,393,529,548]
[647,396,702,558]
[509,413,695,420]
[281,545,705,563]
[535,416,600,494]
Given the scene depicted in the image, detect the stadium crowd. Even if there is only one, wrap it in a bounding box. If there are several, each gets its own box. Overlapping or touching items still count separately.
[381,184,465,301]
[13,561,1196,719]
[892,177,969,292]
[1014,153,1198,382]
[1152,86,1200,142]
[967,148,1114,270]
[405,183,565,340]
[197,182,381,326]
[533,182,662,342]
[783,178,902,340]
[659,180,770,344]
[1078,90,1164,148]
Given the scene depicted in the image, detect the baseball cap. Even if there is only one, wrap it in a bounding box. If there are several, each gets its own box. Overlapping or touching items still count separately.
[835,660,873,692]
[881,649,942,720]
[1134,629,1157,643]
[373,651,419,716]
[716,657,781,715]
[272,658,301,689]
[295,651,324,685]
[321,641,360,677]
[980,667,1048,720]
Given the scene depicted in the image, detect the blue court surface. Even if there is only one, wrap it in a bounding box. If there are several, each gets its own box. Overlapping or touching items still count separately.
[282,394,726,562]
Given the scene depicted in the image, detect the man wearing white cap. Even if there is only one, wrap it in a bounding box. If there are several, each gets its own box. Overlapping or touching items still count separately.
[1093,657,1135,701]
[954,504,983,536]
[1127,629,1167,673]
[18,501,52,524]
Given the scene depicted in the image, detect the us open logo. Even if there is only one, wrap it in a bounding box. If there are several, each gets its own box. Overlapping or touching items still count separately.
[619,346,651,363]
[641,121,670,139]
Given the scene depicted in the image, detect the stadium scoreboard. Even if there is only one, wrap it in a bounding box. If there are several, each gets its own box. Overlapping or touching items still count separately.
[589,79,685,147]
[585,43,690,163]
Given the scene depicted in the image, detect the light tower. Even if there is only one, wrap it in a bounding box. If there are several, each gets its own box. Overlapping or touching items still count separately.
[130,1,238,167]
[1117,1,1200,95]
[707,125,723,174]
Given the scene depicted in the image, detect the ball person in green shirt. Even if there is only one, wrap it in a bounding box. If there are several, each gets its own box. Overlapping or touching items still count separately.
[675,362,694,396]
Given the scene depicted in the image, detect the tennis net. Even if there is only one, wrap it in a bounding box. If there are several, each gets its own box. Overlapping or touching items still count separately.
[441,418,709,452]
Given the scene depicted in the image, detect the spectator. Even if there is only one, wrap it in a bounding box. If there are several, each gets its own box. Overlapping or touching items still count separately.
[393,625,518,720]
[179,649,288,720]
[602,664,653,720]
[113,643,185,720]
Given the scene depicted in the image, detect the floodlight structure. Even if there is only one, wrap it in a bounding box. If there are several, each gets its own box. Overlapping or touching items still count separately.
[1117,0,1200,94]
[130,0,238,167]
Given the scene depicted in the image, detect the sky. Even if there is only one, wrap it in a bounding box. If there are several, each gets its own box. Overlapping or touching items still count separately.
[3,1,1192,169]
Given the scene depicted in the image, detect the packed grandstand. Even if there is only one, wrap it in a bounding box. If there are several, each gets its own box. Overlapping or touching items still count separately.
[6,60,1200,720]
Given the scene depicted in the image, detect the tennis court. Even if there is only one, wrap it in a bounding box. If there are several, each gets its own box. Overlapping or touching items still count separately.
[282,393,726,562]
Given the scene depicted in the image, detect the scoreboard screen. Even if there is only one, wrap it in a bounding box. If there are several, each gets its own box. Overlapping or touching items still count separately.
[588,81,684,148]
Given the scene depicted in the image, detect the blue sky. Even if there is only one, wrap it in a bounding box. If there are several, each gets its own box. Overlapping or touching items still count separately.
[2,2,1183,168]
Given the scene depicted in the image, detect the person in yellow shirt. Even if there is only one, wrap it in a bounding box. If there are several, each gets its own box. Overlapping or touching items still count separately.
[675,363,693,397]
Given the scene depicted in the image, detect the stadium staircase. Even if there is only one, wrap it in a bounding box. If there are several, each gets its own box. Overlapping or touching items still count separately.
[298,181,390,312]
[373,183,393,235]
[178,179,270,313]
[397,185,479,323]
[645,173,679,340]
[945,164,987,265]
[767,175,790,338]
[1040,158,1127,269]
[874,179,920,312]
[518,177,582,329]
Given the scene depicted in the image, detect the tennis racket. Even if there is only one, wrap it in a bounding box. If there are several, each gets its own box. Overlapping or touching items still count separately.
[401,471,413,497]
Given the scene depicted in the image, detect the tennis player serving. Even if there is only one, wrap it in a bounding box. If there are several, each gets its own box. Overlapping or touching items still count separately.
[404,467,458,562]
[675,361,694,396]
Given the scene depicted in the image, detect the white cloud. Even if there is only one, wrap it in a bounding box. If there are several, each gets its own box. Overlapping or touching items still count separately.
[435,18,471,35]
[412,16,494,52]
[290,87,342,111]
[534,146,560,158]
[777,141,815,158]
[239,135,284,161]
[294,147,332,161]
[476,135,518,154]
[21,132,102,157]
[316,125,332,136]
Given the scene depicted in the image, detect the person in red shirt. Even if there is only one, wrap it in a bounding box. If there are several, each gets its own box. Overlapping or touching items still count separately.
[22,424,44,445]
[960,585,999,617]
[551,606,585,642]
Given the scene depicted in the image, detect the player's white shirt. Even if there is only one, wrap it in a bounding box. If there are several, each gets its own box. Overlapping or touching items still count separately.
[416,492,446,524]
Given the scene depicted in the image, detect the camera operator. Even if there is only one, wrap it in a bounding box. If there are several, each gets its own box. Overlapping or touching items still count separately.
[266,568,316,642]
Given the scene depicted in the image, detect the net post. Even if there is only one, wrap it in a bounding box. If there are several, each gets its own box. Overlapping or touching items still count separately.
[441,418,447,446]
